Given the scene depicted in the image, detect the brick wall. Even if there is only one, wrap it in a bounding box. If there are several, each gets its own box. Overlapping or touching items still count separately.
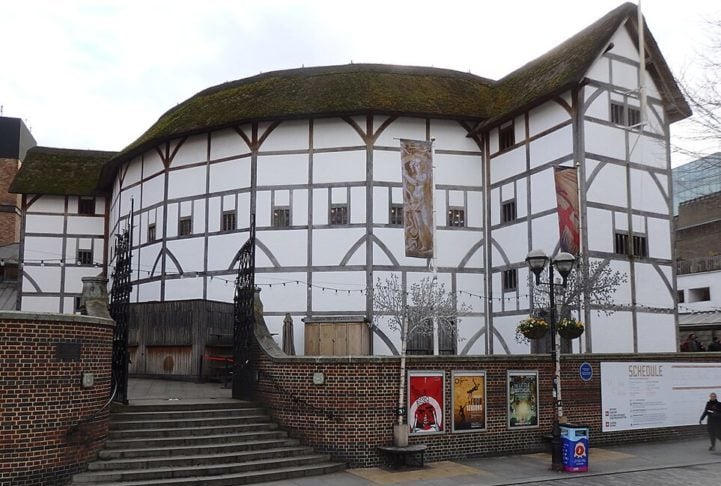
[0,312,114,486]
[252,320,709,467]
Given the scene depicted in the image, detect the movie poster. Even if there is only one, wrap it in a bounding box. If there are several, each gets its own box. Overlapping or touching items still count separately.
[408,371,444,434]
[452,371,486,432]
[508,371,539,429]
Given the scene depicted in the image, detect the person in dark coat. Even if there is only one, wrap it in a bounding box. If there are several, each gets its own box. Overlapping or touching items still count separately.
[709,336,721,351]
[700,392,721,450]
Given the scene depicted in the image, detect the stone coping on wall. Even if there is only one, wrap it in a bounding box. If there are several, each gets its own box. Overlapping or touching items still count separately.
[0,310,114,327]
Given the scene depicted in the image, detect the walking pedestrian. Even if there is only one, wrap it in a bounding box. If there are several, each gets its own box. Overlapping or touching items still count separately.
[709,336,721,351]
[700,392,721,450]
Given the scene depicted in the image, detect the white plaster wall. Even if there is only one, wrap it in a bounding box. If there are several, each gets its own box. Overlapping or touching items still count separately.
[261,120,309,152]
[256,191,271,227]
[205,274,235,303]
[436,154,482,186]
[490,148,525,185]
[210,128,251,160]
[456,316,485,355]
[456,273,485,314]
[492,314,528,355]
[586,57,611,84]
[209,158,251,193]
[66,216,104,236]
[143,151,164,177]
[647,217,672,259]
[26,195,64,213]
[254,272,308,312]
[586,208,614,253]
[373,150,402,183]
[372,228,427,269]
[373,187,389,224]
[436,230,484,269]
[312,189,328,225]
[165,275,204,300]
[257,154,309,187]
[585,123,626,160]
[119,185,141,215]
[530,170,558,214]
[350,187,366,224]
[530,214,561,256]
[312,228,366,266]
[634,262,674,309]
[528,100,571,139]
[24,236,63,263]
[165,238,205,275]
[430,119,480,152]
[373,117,426,147]
[172,134,207,167]
[24,265,61,293]
[629,136,668,169]
[311,271,366,312]
[678,271,721,313]
[123,159,143,187]
[136,280,161,302]
[630,170,668,214]
[139,245,162,277]
[586,163,627,207]
[491,224,527,266]
[168,166,206,199]
[63,266,102,293]
[467,191,483,228]
[313,151,365,184]
[25,214,64,234]
[636,313,676,352]
[257,230,307,268]
[292,189,308,226]
[611,60,639,92]
[584,86,609,120]
[372,314,402,355]
[141,174,164,208]
[21,296,61,312]
[590,310,634,352]
[314,117,364,148]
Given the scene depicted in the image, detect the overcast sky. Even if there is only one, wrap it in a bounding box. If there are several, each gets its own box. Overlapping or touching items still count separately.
[1,1,719,165]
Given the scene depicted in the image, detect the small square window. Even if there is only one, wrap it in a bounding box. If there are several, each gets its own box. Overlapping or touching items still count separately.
[501,200,517,223]
[77,249,93,266]
[74,296,82,313]
[627,107,641,127]
[273,207,290,227]
[179,217,192,236]
[147,224,156,243]
[330,205,348,225]
[677,290,685,304]
[614,232,629,255]
[499,121,515,151]
[502,269,517,292]
[689,287,711,303]
[632,235,648,257]
[611,102,626,125]
[389,204,403,226]
[78,197,95,215]
[222,211,236,232]
[447,207,465,227]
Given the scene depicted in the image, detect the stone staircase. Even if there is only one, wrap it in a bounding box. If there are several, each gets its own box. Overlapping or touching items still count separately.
[71,400,344,485]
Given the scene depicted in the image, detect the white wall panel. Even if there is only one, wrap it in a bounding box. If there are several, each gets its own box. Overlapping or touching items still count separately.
[490,148,525,184]
[261,120,309,151]
[630,170,668,213]
[311,271,365,312]
[372,315,401,356]
[257,154,308,186]
[207,233,245,271]
[586,208,614,253]
[636,313,676,352]
[630,136,668,168]
[292,189,308,226]
[254,273,307,312]
[529,124,572,168]
[435,154,482,186]
[430,119,480,151]
[124,159,142,187]
[530,170,558,214]
[64,266,101,293]
[678,271,721,313]
[209,158,251,193]
[237,193,251,228]
[374,117,425,147]
[373,150,402,183]
[373,187,389,224]
[587,164,627,207]
[494,315,529,355]
[590,310,634,352]
[141,174,164,208]
[143,151,164,178]
[635,262,674,310]
[647,217,672,259]
[166,204,179,237]
[25,266,61,292]
[140,245,162,277]
[210,128,250,160]
[205,274,235,303]
[168,166,206,199]
[313,118,364,148]
[467,191,483,228]
[120,185,141,214]
[372,228,403,266]
[26,214,64,234]
[586,57,611,84]
[258,230,307,267]
[530,214,560,255]
[165,276,204,301]
[66,216,104,235]
[314,151,365,184]
[256,191,271,227]
[350,187,365,224]
[24,236,63,262]
[21,296,60,312]
[193,199,206,232]
[437,230,484,269]
[207,197,221,233]
[529,99,571,138]
[515,178,527,219]
[166,238,205,273]
[312,189,328,225]
[611,60,638,92]
[585,123,626,160]
[172,135,207,167]
[456,273,485,313]
[136,281,161,303]
[491,224,527,265]
[312,228,365,266]
[26,195,65,213]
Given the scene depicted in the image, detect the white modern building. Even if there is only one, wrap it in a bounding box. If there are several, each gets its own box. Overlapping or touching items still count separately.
[10,3,689,357]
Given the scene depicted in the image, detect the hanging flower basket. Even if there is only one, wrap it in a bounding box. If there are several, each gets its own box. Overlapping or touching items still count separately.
[557,318,584,340]
[516,316,549,343]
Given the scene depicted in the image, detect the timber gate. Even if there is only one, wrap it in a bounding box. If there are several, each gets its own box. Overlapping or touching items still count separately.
[110,215,133,404]
[233,215,256,399]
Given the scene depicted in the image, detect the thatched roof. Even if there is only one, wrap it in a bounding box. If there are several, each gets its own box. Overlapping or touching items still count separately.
[10,146,117,195]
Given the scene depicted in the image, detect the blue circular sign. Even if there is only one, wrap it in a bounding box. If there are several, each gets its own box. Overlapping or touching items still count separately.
[579,362,593,382]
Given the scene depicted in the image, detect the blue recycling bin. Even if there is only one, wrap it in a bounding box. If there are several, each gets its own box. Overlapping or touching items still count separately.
[560,424,589,472]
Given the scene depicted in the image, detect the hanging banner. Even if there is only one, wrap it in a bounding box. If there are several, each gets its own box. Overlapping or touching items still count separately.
[408,371,444,434]
[508,370,539,429]
[452,371,486,432]
[401,139,434,258]
[554,166,580,255]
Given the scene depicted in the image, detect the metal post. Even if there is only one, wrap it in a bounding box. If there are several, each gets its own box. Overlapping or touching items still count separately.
[549,263,563,472]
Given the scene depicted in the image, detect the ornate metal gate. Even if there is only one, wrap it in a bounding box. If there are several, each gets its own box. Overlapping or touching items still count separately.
[110,215,133,404]
[232,215,256,400]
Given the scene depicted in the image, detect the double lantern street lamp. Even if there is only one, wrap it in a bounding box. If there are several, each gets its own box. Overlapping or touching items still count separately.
[525,249,576,472]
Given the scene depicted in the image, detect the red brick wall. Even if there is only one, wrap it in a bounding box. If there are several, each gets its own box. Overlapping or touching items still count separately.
[0,312,114,485]
[253,344,710,467]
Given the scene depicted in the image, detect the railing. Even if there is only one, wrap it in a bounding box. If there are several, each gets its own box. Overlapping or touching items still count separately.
[677,255,721,274]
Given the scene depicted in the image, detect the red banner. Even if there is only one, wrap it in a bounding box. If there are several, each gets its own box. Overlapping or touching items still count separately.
[554,167,580,255]
[408,373,444,434]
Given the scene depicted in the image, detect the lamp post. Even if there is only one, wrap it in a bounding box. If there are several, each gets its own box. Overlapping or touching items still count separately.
[525,249,575,472]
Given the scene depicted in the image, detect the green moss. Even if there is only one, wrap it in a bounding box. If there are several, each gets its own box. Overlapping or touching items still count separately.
[10,147,116,195]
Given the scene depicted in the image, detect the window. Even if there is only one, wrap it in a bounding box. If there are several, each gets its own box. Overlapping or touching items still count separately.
[329,204,348,225]
[74,296,82,313]
[447,207,465,227]
[78,197,95,215]
[389,204,404,226]
[502,269,517,292]
[677,290,685,304]
[222,211,236,232]
[147,224,156,243]
[611,102,641,127]
[499,121,515,151]
[179,217,192,236]
[405,317,456,355]
[501,200,517,223]
[273,207,290,227]
[615,232,648,258]
[77,249,93,265]
[689,287,711,303]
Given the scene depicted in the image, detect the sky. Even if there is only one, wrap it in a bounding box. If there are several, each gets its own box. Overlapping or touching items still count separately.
[1,1,719,165]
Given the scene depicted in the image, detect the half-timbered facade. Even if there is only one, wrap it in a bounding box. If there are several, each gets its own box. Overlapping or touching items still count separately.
[10,3,690,356]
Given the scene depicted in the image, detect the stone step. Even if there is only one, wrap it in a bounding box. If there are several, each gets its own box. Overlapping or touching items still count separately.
[73,454,331,483]
[98,438,301,460]
[110,407,267,422]
[110,414,270,430]
[110,401,254,413]
[72,461,345,486]
[88,446,315,471]
[105,430,289,450]
[108,422,277,439]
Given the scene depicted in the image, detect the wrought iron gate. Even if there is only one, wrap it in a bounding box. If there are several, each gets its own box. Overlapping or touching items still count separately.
[232,215,256,399]
[110,215,133,404]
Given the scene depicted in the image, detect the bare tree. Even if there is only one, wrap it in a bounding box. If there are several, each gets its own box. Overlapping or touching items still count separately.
[372,274,469,428]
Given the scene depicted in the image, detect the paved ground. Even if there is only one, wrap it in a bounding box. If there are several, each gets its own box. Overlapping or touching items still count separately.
[128,379,720,485]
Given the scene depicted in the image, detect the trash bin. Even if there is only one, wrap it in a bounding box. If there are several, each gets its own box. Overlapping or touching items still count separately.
[560,424,589,472]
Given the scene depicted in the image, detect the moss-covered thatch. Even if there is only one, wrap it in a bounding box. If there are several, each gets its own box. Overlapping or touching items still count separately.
[10,146,117,195]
